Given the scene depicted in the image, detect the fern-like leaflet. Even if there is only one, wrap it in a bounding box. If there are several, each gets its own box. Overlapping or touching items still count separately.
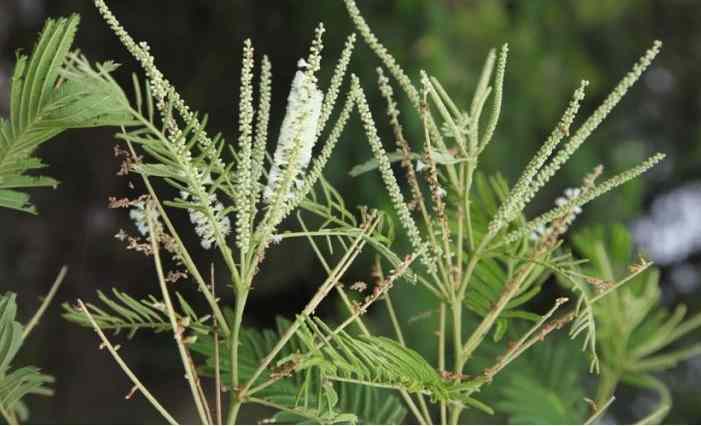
[62,288,211,339]
[0,15,131,213]
[191,317,407,424]
[0,293,54,422]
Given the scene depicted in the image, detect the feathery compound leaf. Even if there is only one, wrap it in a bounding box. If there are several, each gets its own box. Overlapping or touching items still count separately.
[191,317,406,424]
[0,294,22,374]
[0,293,54,421]
[0,15,132,214]
[569,225,701,423]
[293,318,485,408]
[62,289,210,339]
[493,338,588,424]
[0,367,54,416]
[460,174,545,339]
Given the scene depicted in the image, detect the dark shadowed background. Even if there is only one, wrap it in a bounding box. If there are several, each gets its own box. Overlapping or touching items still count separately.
[1,0,701,423]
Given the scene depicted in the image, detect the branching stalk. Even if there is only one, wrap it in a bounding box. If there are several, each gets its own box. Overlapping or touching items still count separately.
[146,206,211,424]
[78,300,179,425]
[22,266,68,340]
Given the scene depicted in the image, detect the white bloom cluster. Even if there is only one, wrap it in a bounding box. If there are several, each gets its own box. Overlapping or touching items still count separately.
[129,201,154,236]
[181,187,231,250]
[555,188,583,216]
[529,223,547,242]
[264,60,324,202]
[530,187,582,241]
[189,200,230,250]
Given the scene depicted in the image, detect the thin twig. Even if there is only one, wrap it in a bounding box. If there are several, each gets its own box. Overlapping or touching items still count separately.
[584,396,615,425]
[0,404,18,425]
[233,215,381,421]
[439,303,447,425]
[78,300,179,425]
[123,138,230,335]
[22,266,68,340]
[211,265,223,425]
[373,257,432,424]
[146,206,211,424]
[297,213,370,336]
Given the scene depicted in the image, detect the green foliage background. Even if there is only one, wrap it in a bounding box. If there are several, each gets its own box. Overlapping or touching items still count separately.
[0,0,700,423]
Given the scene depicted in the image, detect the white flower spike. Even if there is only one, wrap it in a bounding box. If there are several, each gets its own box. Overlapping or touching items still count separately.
[264,61,324,202]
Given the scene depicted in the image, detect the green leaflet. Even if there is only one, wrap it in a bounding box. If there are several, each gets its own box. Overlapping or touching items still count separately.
[293,317,489,411]
[0,294,22,374]
[570,224,701,424]
[463,174,547,340]
[0,293,54,421]
[61,288,211,339]
[0,15,131,214]
[493,337,588,425]
[191,317,407,424]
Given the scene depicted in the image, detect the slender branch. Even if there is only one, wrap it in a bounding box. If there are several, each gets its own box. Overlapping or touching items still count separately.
[461,260,537,362]
[384,292,405,346]
[449,299,463,425]
[482,297,570,379]
[372,257,432,424]
[78,300,179,425]
[22,266,67,340]
[298,213,369,335]
[146,207,211,424]
[584,396,615,425]
[211,265,223,425]
[214,325,222,425]
[247,398,327,424]
[421,92,454,290]
[124,139,230,335]
[0,404,18,425]
[193,353,215,424]
[439,303,447,425]
[331,257,417,337]
[227,287,249,424]
[589,260,652,304]
[232,216,381,421]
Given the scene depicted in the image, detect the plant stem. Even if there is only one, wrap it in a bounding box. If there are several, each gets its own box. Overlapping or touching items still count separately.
[22,266,67,341]
[124,140,229,335]
[595,368,621,408]
[247,398,327,424]
[214,327,223,425]
[463,163,475,251]
[384,292,405,346]
[448,233,498,425]
[226,287,249,424]
[298,213,369,336]
[147,211,211,424]
[374,262,433,425]
[229,217,379,423]
[439,303,447,425]
[449,299,463,425]
[584,396,615,425]
[0,404,18,425]
[78,300,179,425]
[461,262,537,362]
